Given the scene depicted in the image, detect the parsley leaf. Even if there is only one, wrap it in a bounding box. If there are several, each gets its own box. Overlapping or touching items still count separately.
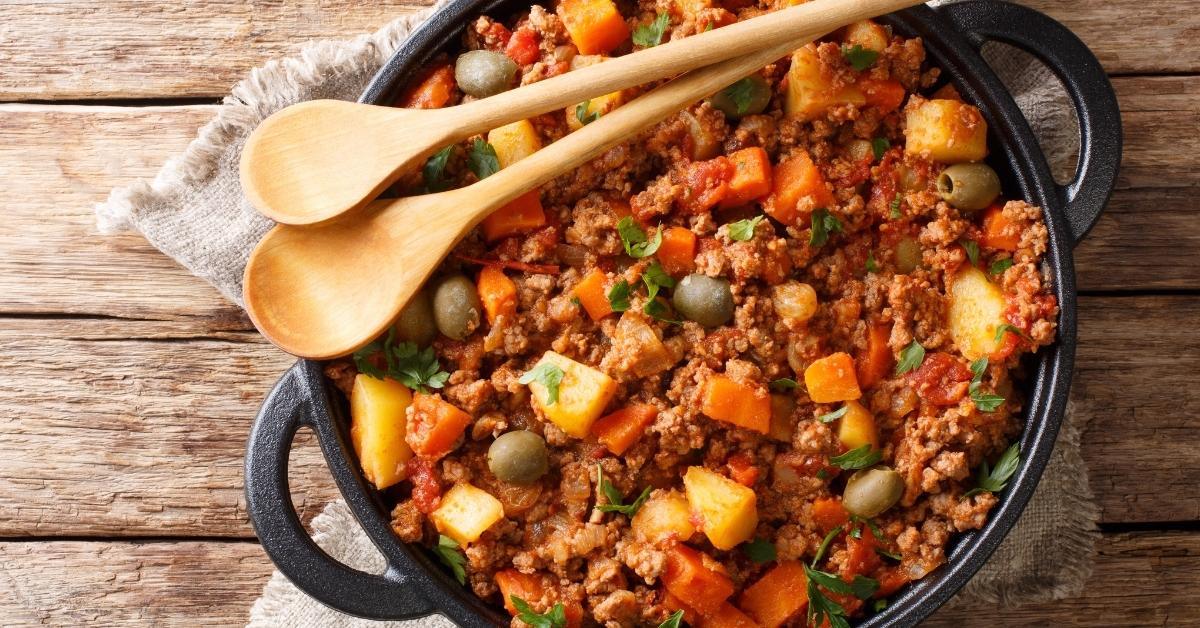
[743,538,777,564]
[963,443,1020,498]
[967,356,1005,412]
[658,610,684,628]
[511,596,568,628]
[994,323,1027,343]
[728,215,765,241]
[607,279,631,312]
[895,340,925,375]
[575,100,600,126]
[875,547,902,561]
[617,217,663,258]
[872,598,889,612]
[865,250,879,273]
[889,194,902,219]
[871,137,890,161]
[595,464,652,516]
[812,525,843,566]
[770,378,798,391]
[632,13,670,47]
[990,257,1013,276]
[830,444,882,470]
[431,534,467,585]
[818,405,849,423]
[718,77,758,115]
[422,145,454,192]
[467,138,500,179]
[519,361,565,406]
[842,44,879,71]
[851,515,884,541]
[960,239,980,266]
[642,262,676,299]
[810,208,843,247]
[354,332,452,393]
[969,356,988,381]
[643,296,681,324]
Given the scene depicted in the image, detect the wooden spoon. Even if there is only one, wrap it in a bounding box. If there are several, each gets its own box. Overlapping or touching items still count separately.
[240,0,921,225]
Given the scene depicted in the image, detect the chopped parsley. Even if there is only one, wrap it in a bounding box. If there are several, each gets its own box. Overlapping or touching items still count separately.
[842,44,879,71]
[617,217,663,258]
[809,208,843,247]
[743,538,777,564]
[889,194,902,219]
[806,525,880,628]
[830,444,882,470]
[994,323,1028,343]
[575,100,600,126]
[990,257,1014,276]
[770,378,798,391]
[719,77,759,115]
[963,442,1020,498]
[511,596,567,628]
[632,12,670,47]
[895,340,925,375]
[728,215,765,241]
[850,515,884,541]
[596,464,652,516]
[643,297,680,324]
[960,239,980,266]
[431,534,467,585]
[872,599,889,613]
[658,610,684,628]
[607,279,631,312]
[519,361,565,406]
[865,250,879,273]
[817,405,849,423]
[352,332,450,393]
[968,356,1004,412]
[422,145,454,192]
[870,137,890,161]
[642,262,676,299]
[467,138,499,180]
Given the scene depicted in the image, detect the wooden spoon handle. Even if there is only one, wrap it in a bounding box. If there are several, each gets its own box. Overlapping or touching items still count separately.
[447,0,921,133]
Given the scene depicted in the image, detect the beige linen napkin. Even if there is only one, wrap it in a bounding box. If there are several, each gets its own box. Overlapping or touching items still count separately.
[96,2,1099,625]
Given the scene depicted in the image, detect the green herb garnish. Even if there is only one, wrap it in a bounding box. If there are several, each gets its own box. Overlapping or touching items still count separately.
[632,12,670,47]
[596,464,652,516]
[743,538,777,564]
[422,145,454,192]
[575,100,601,126]
[770,378,798,391]
[871,137,890,161]
[719,77,758,115]
[658,610,684,628]
[994,323,1027,343]
[842,44,879,71]
[643,297,681,324]
[989,257,1013,276]
[895,340,925,375]
[519,361,565,405]
[960,239,980,266]
[818,405,849,423]
[806,527,880,628]
[866,250,879,273]
[889,194,902,219]
[967,356,1004,412]
[467,138,500,179]
[511,596,567,628]
[607,279,631,312]
[431,534,467,585]
[642,262,676,299]
[830,444,882,470]
[810,208,843,247]
[617,217,663,258]
[353,332,450,393]
[963,443,1020,498]
[728,215,765,241]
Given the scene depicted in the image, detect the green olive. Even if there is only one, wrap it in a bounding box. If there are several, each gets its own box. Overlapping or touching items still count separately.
[707,75,771,119]
[392,288,437,346]
[487,430,549,484]
[432,274,482,340]
[895,237,922,274]
[672,273,734,327]
[455,50,518,98]
[937,163,1001,211]
[842,466,904,518]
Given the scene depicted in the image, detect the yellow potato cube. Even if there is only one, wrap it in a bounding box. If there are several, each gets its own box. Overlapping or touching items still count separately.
[836,400,879,451]
[684,466,758,550]
[527,351,618,438]
[632,489,696,544]
[487,119,542,169]
[843,20,889,53]
[350,374,413,490]
[566,90,625,131]
[947,264,1008,359]
[784,45,865,121]
[768,394,796,444]
[904,99,989,163]
[430,482,504,545]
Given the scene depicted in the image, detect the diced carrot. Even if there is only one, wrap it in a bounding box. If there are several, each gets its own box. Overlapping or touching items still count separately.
[843,532,882,578]
[811,498,849,533]
[721,147,773,208]
[591,405,658,455]
[496,570,583,628]
[661,591,701,627]
[657,226,697,276]
[739,561,809,628]
[557,0,629,55]
[663,545,735,614]
[404,394,472,459]
[477,266,517,325]
[874,566,912,597]
[695,602,762,628]
[572,268,613,321]
[764,150,834,226]
[859,78,906,113]
[398,65,455,109]
[979,203,1020,251]
[726,452,760,487]
[803,353,862,403]
[481,190,546,242]
[700,375,771,434]
[678,157,734,214]
[855,322,893,390]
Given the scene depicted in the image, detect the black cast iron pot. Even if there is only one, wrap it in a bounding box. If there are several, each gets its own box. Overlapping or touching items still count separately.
[245,1,1121,624]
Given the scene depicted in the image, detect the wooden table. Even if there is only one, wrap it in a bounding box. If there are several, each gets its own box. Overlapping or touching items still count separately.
[1,1,1196,625]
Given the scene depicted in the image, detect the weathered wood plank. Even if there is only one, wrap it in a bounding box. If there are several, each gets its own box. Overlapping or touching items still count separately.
[1112,76,1200,191]
[0,531,1195,626]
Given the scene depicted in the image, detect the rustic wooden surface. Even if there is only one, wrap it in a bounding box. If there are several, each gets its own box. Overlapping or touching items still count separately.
[0,0,1196,625]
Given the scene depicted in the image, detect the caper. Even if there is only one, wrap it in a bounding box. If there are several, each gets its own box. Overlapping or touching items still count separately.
[392,288,437,346]
[842,465,905,518]
[707,75,772,119]
[432,274,482,340]
[672,274,735,327]
[895,237,922,274]
[487,430,549,484]
[454,50,518,98]
[937,162,1001,211]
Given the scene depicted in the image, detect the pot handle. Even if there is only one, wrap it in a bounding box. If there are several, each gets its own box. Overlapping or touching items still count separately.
[244,361,434,619]
[938,0,1122,246]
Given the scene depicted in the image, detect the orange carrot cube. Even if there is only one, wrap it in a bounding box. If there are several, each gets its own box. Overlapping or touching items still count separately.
[558,0,629,55]
[721,147,773,208]
[804,352,862,403]
[572,268,613,321]
[657,226,697,276]
[481,189,546,242]
[739,561,809,628]
[592,405,658,455]
[477,266,517,325]
[764,150,834,226]
[700,375,771,434]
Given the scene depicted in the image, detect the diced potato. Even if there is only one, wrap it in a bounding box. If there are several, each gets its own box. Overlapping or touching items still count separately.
[947,264,1008,359]
[527,351,618,438]
[804,353,862,403]
[487,119,542,168]
[684,466,758,550]
[904,99,989,163]
[430,482,504,545]
[836,400,879,451]
[566,90,625,131]
[843,20,889,53]
[784,45,865,121]
[632,489,696,544]
[350,374,413,490]
[768,394,796,444]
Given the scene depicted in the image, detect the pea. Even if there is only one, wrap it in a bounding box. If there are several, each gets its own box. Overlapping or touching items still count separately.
[672,273,734,327]
[487,431,549,484]
[707,75,771,119]
[432,274,482,340]
[455,50,518,98]
[895,237,922,274]
[937,162,1001,211]
[842,466,904,518]
[392,288,437,346]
